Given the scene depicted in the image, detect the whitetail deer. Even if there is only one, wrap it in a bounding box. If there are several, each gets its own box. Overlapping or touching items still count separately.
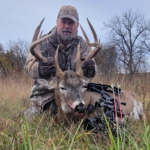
[29,18,144,124]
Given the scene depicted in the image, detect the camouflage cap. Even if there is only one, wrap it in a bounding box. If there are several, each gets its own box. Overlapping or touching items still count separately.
[57,5,79,22]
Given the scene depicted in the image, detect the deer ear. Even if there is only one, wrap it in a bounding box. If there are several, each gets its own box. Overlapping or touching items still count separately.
[81,76,92,86]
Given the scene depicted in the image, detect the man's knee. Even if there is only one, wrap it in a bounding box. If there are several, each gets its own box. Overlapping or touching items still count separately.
[22,105,41,121]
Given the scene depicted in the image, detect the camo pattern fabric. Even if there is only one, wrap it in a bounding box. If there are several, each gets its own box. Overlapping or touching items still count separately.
[24,26,89,112]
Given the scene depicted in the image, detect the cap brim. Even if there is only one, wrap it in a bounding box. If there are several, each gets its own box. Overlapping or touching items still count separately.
[58,14,78,22]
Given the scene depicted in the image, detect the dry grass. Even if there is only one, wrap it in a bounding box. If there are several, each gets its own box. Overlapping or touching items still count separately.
[0,73,149,149]
[0,74,32,119]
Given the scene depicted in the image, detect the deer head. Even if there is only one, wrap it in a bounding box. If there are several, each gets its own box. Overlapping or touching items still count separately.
[29,18,101,115]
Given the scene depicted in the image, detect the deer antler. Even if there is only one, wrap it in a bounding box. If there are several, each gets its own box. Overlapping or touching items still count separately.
[87,18,98,42]
[85,18,101,60]
[75,44,83,75]
[30,18,64,78]
[80,24,92,53]
[76,18,101,75]
[54,45,64,78]
[30,18,52,62]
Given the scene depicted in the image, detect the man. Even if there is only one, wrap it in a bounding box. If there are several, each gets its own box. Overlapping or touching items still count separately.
[23,5,96,120]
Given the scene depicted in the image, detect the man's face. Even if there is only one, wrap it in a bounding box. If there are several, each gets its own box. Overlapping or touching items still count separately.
[57,18,79,42]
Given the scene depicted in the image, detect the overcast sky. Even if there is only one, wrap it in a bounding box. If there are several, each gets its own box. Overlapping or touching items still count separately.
[1,0,150,47]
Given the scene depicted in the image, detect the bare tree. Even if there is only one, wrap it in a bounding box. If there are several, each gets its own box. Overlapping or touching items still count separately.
[104,9,150,78]
[6,39,30,72]
[0,42,3,54]
[0,43,7,75]
[7,39,30,66]
[0,40,30,75]
[140,28,150,54]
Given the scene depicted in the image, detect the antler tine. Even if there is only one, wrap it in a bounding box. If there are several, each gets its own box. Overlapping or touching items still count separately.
[30,19,52,62]
[80,18,100,60]
[80,24,92,53]
[32,18,45,42]
[85,48,100,61]
[39,30,43,39]
[80,24,90,42]
[83,19,101,61]
[87,18,98,43]
[76,44,83,76]
[54,45,64,78]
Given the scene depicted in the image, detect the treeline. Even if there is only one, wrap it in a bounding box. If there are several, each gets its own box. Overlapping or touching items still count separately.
[1,9,150,78]
[0,39,30,75]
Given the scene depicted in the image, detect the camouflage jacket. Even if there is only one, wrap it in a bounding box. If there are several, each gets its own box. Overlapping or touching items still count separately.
[24,26,89,108]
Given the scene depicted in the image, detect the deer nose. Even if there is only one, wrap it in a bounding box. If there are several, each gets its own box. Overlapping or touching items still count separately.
[75,103,86,113]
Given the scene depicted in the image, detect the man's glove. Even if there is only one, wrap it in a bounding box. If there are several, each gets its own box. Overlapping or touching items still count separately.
[82,60,95,78]
[39,57,56,78]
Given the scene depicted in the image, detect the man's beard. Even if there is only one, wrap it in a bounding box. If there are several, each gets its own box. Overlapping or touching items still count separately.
[57,28,77,42]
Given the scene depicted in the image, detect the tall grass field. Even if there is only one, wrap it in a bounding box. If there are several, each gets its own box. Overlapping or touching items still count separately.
[0,73,150,150]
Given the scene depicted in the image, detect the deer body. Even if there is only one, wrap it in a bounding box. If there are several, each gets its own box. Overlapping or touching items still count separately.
[52,70,144,124]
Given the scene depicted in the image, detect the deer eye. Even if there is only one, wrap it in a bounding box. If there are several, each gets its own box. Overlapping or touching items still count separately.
[60,87,66,90]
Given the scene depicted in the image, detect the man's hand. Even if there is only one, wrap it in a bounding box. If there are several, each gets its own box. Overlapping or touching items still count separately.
[39,57,56,78]
[82,60,95,78]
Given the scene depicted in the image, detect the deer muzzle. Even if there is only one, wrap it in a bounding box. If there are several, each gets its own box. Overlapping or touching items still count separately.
[74,103,86,113]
